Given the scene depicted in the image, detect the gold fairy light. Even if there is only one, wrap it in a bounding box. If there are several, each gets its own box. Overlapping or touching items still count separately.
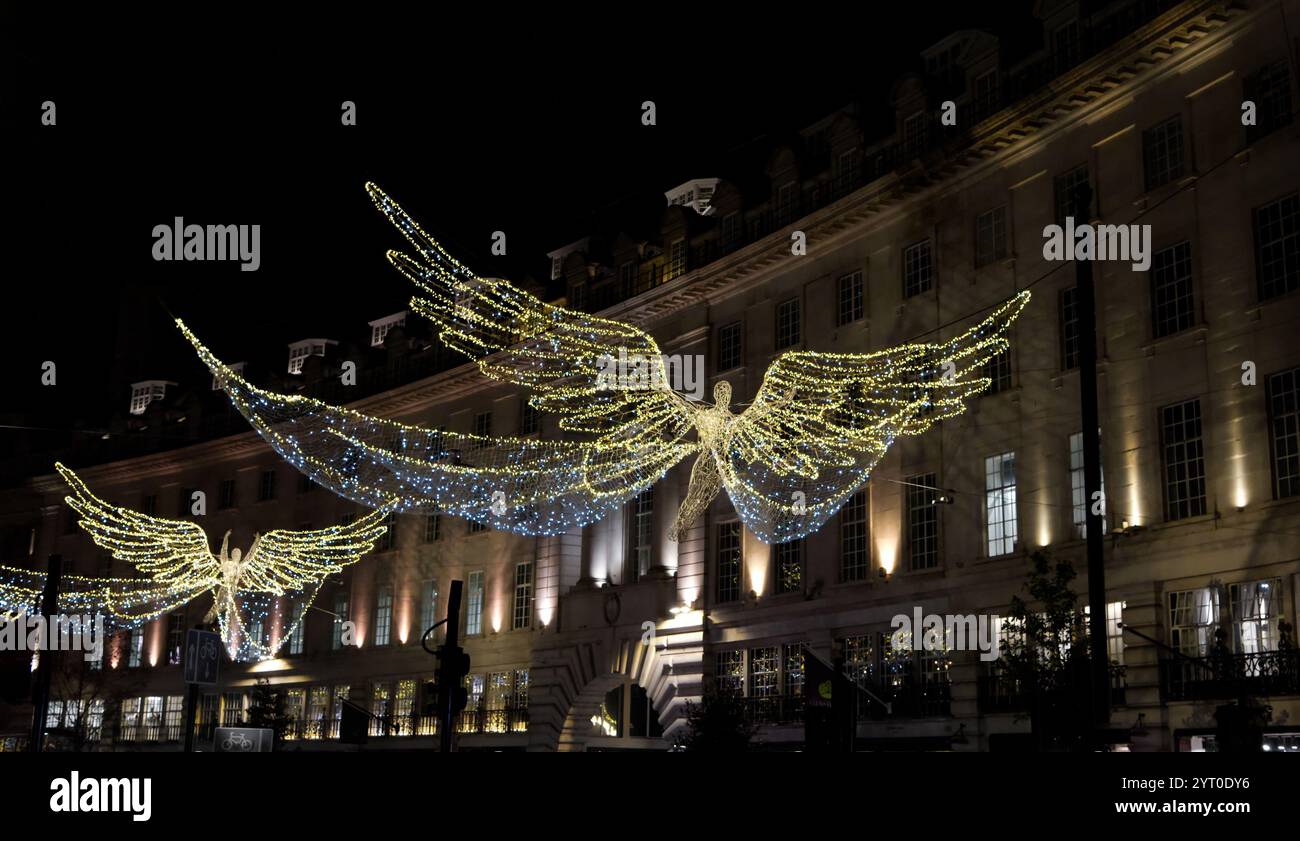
[0,464,392,661]
[186,183,1030,545]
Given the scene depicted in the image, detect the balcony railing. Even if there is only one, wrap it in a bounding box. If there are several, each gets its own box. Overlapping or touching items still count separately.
[277,707,530,741]
[1161,650,1300,702]
[978,665,1127,713]
[743,694,805,725]
[117,723,183,743]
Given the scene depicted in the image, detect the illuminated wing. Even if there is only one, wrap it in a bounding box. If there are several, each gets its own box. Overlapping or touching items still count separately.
[722,291,1030,543]
[58,463,220,585]
[239,508,391,594]
[0,564,212,627]
[367,182,695,445]
[181,325,694,533]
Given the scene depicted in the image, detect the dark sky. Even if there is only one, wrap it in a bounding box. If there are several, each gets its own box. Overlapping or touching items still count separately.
[3,4,1039,437]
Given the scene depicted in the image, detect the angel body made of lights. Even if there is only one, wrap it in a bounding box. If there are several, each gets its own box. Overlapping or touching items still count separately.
[0,464,391,661]
[179,184,1030,545]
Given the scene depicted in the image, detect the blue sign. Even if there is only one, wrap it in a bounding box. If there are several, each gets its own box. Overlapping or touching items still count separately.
[183,628,221,685]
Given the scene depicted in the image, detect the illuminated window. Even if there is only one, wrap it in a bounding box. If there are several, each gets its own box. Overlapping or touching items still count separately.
[465,571,484,636]
[1231,579,1283,654]
[392,680,415,735]
[1069,431,1106,539]
[906,473,939,570]
[1161,399,1206,520]
[369,682,390,736]
[773,539,802,595]
[1169,587,1220,657]
[714,650,744,697]
[166,613,185,666]
[840,489,869,582]
[749,647,779,697]
[715,522,742,603]
[984,452,1017,556]
[127,626,143,668]
[782,643,806,697]
[513,562,533,630]
[374,585,393,646]
[627,488,653,583]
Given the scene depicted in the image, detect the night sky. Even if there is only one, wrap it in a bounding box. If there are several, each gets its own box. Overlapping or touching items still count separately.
[3,4,1039,443]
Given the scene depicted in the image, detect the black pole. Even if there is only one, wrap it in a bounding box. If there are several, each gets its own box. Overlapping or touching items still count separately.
[1074,183,1111,729]
[28,554,62,753]
[439,580,463,753]
[182,623,204,753]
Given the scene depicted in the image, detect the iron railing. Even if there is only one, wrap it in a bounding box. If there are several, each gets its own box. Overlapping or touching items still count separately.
[1161,650,1300,702]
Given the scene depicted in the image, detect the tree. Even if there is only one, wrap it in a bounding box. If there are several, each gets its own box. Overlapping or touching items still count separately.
[996,550,1093,751]
[45,648,147,752]
[245,677,294,748]
[678,692,756,752]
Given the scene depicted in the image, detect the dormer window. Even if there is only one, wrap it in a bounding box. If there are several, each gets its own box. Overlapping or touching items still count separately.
[211,362,245,391]
[664,179,720,216]
[129,380,173,415]
[551,255,563,281]
[368,312,407,347]
[287,339,336,374]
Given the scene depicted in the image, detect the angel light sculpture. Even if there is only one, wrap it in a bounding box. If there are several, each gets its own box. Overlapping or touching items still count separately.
[180,184,1030,545]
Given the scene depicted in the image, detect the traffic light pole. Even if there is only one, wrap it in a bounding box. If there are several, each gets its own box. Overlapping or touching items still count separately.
[438,580,465,753]
[28,554,62,753]
[1074,183,1111,730]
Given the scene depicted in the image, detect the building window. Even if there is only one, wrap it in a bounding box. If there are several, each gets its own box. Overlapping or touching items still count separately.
[720,212,742,252]
[373,585,393,646]
[218,478,236,510]
[520,401,540,436]
[1151,241,1194,338]
[983,349,1011,394]
[773,540,802,595]
[331,593,349,650]
[424,514,440,543]
[840,488,869,582]
[627,488,653,583]
[1142,116,1184,191]
[973,69,999,118]
[1253,192,1300,301]
[473,411,492,439]
[837,271,864,326]
[776,181,797,226]
[468,519,489,534]
[775,298,801,350]
[369,682,390,736]
[1161,399,1206,521]
[1053,19,1080,70]
[782,643,806,697]
[1069,431,1106,539]
[1169,587,1220,657]
[1244,60,1293,145]
[376,511,397,551]
[257,469,276,502]
[466,571,484,636]
[1268,367,1300,498]
[902,111,926,157]
[714,650,744,697]
[166,613,185,666]
[716,521,742,603]
[288,600,305,655]
[749,647,779,697]
[1230,579,1282,653]
[1054,164,1090,225]
[128,626,143,668]
[984,452,1017,557]
[974,206,1007,267]
[141,494,157,516]
[513,562,533,630]
[903,240,933,298]
[370,313,406,347]
[1059,287,1080,370]
[671,239,689,280]
[419,580,438,637]
[297,473,317,494]
[718,321,743,371]
[906,473,939,570]
[551,255,563,281]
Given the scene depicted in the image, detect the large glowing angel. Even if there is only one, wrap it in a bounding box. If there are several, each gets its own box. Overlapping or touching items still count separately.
[181,184,1029,545]
[0,464,391,661]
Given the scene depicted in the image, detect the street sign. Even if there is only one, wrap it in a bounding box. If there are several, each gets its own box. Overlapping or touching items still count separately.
[183,628,221,685]
[214,726,273,753]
